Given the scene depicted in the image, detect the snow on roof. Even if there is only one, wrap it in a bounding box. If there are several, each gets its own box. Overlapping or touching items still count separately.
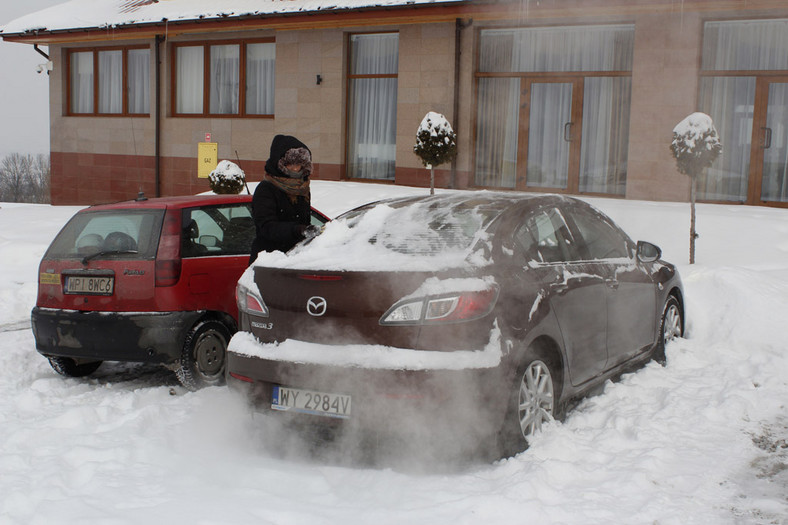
[2,0,465,36]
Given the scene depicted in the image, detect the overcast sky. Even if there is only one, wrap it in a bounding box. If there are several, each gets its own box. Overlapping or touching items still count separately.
[0,1,63,159]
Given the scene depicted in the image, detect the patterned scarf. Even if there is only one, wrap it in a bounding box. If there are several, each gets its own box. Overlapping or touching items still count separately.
[264,173,310,204]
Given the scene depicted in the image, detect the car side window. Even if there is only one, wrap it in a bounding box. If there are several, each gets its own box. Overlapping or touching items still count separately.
[566,207,630,260]
[514,208,579,263]
[182,204,254,257]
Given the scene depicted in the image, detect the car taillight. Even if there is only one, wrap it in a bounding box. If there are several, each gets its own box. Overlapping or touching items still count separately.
[380,285,498,325]
[155,210,182,287]
[236,281,269,317]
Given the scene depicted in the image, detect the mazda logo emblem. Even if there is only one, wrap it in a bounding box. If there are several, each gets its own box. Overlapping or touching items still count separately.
[307,296,327,317]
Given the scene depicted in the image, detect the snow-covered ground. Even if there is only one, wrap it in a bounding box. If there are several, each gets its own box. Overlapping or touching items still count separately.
[1,181,787,524]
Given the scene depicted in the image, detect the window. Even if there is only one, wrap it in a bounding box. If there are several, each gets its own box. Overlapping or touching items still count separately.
[699,19,788,205]
[67,47,150,116]
[347,33,399,180]
[514,208,579,263]
[173,40,275,117]
[181,204,254,257]
[565,207,630,260]
[475,25,633,196]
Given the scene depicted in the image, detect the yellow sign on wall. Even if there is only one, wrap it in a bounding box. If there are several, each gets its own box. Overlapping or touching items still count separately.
[198,142,218,178]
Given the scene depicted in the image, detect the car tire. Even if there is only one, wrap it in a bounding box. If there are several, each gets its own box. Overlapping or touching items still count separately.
[498,353,562,458]
[176,320,230,390]
[654,295,683,365]
[47,356,102,377]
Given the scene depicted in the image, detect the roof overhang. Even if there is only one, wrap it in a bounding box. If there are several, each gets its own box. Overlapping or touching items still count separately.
[2,2,474,45]
[2,0,785,45]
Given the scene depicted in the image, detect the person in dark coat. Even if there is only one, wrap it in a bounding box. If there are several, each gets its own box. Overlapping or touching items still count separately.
[249,135,318,263]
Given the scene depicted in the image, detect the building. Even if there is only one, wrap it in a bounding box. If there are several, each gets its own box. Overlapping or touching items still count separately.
[2,0,787,207]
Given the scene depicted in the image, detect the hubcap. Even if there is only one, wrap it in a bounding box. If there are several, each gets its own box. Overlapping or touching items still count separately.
[195,330,225,377]
[518,360,554,439]
[663,304,682,342]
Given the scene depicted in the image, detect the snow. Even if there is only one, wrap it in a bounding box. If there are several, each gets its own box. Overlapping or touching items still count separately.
[1,181,788,524]
[230,324,503,371]
[1,0,465,36]
[252,192,496,271]
[672,111,721,153]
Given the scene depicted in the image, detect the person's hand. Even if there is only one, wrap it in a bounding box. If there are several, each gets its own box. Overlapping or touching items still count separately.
[301,224,321,240]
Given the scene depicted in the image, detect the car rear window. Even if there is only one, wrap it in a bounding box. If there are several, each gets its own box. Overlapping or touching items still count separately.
[45,209,164,260]
[340,197,499,256]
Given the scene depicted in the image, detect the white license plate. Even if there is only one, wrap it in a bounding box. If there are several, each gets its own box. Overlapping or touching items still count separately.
[272,386,351,419]
[65,275,114,295]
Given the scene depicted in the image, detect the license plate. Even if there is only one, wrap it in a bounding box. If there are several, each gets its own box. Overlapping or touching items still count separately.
[64,275,114,295]
[272,385,351,419]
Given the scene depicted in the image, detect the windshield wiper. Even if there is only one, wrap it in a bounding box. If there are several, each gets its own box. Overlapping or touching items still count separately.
[82,250,138,265]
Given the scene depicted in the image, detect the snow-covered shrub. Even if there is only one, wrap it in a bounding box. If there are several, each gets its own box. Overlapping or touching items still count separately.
[670,112,722,178]
[208,160,245,194]
[414,112,457,195]
[669,112,722,264]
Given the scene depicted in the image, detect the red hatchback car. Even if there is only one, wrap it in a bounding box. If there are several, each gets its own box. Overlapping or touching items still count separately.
[31,193,327,389]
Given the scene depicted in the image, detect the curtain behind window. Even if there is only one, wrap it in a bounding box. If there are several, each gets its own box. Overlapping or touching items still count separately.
[177,46,204,114]
[210,44,239,114]
[128,48,150,114]
[70,51,94,113]
[579,77,631,195]
[475,78,519,188]
[347,33,399,180]
[479,25,634,73]
[246,43,275,115]
[702,19,788,71]
[698,77,754,201]
[98,50,123,114]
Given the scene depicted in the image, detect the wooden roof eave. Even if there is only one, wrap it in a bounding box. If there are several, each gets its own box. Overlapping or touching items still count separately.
[3,0,785,45]
[1,2,475,45]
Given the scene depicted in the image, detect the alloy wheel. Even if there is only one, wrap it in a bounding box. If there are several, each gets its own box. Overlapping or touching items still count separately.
[518,360,555,439]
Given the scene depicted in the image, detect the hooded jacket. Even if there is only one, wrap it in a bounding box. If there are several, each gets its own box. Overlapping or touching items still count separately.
[249,135,312,263]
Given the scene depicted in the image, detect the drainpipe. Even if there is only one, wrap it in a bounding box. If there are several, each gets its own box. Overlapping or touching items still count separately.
[451,18,472,189]
[34,44,50,60]
[155,35,164,197]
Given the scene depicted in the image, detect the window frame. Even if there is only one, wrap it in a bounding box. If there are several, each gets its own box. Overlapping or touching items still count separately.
[65,45,151,117]
[171,38,276,119]
[472,23,635,197]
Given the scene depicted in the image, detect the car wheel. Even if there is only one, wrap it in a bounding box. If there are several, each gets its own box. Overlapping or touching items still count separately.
[176,320,230,390]
[654,295,683,365]
[498,355,561,457]
[47,356,102,377]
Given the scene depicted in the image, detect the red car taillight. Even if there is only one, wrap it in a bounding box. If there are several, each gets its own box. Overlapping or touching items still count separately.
[380,283,499,326]
[155,209,182,287]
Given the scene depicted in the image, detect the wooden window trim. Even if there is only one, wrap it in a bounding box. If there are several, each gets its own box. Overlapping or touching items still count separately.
[65,45,150,117]
[171,38,275,119]
[470,24,634,197]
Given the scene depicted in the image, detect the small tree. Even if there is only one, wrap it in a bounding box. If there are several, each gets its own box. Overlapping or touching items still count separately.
[413,111,457,195]
[208,160,245,194]
[669,112,722,264]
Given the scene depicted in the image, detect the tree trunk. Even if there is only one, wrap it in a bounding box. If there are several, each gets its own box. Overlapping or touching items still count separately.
[690,176,697,264]
[430,166,435,196]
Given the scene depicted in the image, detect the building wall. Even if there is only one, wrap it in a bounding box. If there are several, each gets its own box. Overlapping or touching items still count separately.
[45,4,788,206]
[626,11,702,202]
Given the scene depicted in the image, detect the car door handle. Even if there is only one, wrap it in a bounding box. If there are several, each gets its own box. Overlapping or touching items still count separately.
[605,279,619,290]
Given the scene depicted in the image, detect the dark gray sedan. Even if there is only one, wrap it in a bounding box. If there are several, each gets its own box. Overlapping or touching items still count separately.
[227,193,684,457]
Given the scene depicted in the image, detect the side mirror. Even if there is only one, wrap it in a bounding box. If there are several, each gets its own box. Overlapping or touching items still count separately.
[637,241,662,263]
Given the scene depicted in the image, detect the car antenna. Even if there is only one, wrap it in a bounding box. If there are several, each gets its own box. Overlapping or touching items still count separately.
[235,150,251,195]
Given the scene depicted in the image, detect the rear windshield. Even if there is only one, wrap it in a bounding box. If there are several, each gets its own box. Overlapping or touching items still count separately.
[45,209,165,260]
[339,197,499,256]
